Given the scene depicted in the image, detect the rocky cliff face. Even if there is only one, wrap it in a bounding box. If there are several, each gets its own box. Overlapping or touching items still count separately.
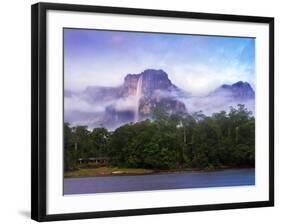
[122,69,185,116]
[122,69,179,95]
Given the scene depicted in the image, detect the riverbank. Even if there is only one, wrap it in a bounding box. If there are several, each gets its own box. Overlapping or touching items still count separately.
[64,167,154,178]
[64,166,253,178]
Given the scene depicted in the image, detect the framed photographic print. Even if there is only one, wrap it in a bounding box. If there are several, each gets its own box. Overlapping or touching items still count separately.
[31,2,274,222]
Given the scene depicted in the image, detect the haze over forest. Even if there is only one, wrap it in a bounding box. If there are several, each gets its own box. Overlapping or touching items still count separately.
[65,69,255,129]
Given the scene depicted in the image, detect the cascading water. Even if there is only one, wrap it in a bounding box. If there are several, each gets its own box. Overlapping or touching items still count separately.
[134,75,143,123]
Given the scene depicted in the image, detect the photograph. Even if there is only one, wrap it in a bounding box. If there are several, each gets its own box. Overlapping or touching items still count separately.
[63,28,256,195]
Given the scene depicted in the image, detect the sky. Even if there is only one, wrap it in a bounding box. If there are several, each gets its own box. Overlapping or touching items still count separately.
[64,28,255,96]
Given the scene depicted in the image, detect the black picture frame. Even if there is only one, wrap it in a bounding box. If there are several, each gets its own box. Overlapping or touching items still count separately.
[31,2,274,222]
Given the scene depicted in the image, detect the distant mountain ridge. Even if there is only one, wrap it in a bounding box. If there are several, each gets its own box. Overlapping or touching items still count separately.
[64,69,255,129]
[209,81,255,100]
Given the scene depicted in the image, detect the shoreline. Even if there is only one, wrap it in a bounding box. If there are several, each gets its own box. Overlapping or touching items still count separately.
[64,166,254,179]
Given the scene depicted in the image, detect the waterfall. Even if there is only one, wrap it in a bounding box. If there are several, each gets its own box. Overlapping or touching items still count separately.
[134,75,143,123]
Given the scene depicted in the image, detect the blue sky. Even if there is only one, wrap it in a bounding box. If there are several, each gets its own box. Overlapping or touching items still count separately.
[64,28,255,95]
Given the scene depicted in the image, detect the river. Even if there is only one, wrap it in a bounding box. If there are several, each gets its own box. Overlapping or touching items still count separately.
[64,168,254,195]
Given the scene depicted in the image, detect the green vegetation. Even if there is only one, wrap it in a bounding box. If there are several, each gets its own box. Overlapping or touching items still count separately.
[64,104,255,174]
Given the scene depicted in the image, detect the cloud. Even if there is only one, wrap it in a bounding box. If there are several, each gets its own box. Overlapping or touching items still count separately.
[64,96,106,113]
[112,96,136,112]
[65,92,138,118]
[181,95,255,116]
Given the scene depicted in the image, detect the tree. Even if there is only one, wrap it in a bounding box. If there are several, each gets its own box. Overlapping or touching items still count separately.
[64,123,77,171]
[90,128,110,157]
[72,125,91,158]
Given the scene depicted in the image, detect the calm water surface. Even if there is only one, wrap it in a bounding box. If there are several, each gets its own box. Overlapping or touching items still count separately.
[64,168,255,195]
